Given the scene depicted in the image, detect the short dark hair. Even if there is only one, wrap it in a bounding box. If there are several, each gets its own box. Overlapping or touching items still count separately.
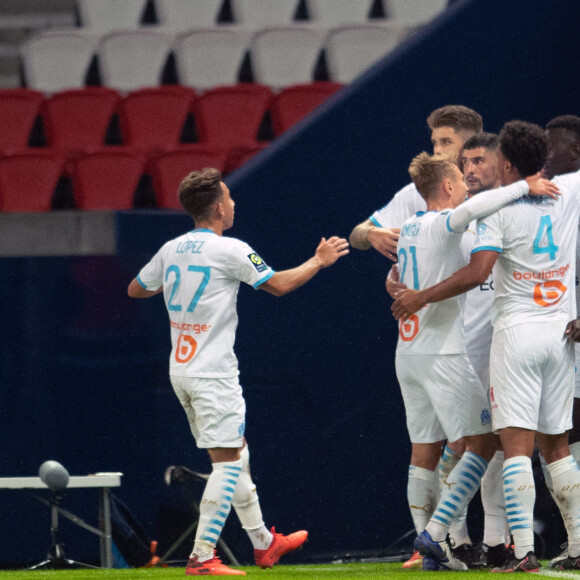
[462,132,499,152]
[499,120,547,177]
[178,168,223,221]
[546,115,580,141]
[426,105,483,134]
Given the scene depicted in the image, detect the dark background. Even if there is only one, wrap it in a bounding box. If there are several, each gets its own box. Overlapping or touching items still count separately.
[0,0,578,567]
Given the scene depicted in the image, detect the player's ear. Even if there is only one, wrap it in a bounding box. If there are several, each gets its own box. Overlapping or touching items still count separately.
[571,142,580,160]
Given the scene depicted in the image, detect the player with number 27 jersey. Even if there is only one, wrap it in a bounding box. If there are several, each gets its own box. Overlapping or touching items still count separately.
[472,169,580,332]
[137,229,274,378]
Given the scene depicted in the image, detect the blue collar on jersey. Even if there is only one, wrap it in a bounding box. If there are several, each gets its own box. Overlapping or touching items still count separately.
[191,228,217,234]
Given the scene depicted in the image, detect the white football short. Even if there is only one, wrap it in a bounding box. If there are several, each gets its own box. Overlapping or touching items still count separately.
[489,321,574,434]
[170,375,246,448]
[395,352,492,444]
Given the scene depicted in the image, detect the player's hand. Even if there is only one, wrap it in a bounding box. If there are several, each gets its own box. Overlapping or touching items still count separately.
[391,288,426,320]
[386,265,407,299]
[314,236,350,267]
[525,172,560,199]
[565,318,580,342]
[367,226,400,261]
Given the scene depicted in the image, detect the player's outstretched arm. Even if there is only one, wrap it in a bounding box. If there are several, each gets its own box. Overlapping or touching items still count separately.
[391,250,498,320]
[349,219,400,261]
[260,236,349,297]
[127,278,163,298]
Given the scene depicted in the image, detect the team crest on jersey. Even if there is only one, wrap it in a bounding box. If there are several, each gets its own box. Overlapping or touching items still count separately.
[477,223,487,235]
[247,253,268,272]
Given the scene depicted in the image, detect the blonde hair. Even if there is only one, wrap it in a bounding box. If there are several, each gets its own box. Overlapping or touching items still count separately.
[408,152,457,200]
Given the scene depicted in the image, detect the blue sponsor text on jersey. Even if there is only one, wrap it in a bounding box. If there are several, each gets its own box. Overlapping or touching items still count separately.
[176,240,205,254]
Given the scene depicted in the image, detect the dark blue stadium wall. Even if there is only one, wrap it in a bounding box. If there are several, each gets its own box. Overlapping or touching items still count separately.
[0,0,579,567]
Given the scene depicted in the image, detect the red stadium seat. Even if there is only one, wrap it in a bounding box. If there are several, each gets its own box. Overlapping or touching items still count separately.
[42,87,121,157]
[72,149,146,210]
[0,151,65,212]
[0,89,45,155]
[270,82,343,135]
[149,146,229,209]
[224,142,269,173]
[118,86,197,155]
[194,84,273,148]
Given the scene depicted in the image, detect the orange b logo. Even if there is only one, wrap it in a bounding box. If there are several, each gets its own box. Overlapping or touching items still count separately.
[175,334,197,363]
[399,315,419,342]
[533,280,567,307]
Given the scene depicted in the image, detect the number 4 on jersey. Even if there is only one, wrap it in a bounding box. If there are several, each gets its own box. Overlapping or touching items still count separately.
[533,215,558,260]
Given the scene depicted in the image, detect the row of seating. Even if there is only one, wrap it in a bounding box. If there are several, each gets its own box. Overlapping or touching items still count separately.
[0,146,262,213]
[0,83,343,157]
[21,24,405,93]
[73,0,447,31]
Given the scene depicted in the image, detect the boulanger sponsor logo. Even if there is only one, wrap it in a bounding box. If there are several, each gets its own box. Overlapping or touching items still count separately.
[533,280,567,307]
[512,263,569,280]
[247,253,268,273]
[399,314,419,342]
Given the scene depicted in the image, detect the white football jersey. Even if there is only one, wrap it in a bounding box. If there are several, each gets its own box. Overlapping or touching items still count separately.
[369,182,426,229]
[463,221,494,358]
[473,170,580,333]
[137,228,274,377]
[396,210,468,355]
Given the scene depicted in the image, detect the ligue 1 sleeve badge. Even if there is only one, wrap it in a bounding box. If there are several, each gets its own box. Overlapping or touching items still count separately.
[248,253,268,273]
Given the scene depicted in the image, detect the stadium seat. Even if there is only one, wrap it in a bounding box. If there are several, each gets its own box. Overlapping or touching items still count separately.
[384,0,448,26]
[174,29,248,92]
[0,89,45,155]
[224,142,269,173]
[75,0,148,31]
[118,86,197,155]
[306,0,375,28]
[270,82,342,135]
[195,84,273,148]
[155,0,224,31]
[325,24,401,83]
[72,150,146,210]
[98,30,175,93]
[20,30,99,94]
[229,0,300,31]
[249,27,325,90]
[0,151,65,212]
[149,146,229,209]
[42,87,121,156]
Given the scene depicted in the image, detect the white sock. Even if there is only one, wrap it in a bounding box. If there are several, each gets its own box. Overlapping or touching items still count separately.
[570,441,580,465]
[426,451,487,543]
[482,450,507,546]
[231,446,273,550]
[191,459,243,561]
[503,456,535,559]
[548,455,580,558]
[540,453,557,503]
[407,465,438,534]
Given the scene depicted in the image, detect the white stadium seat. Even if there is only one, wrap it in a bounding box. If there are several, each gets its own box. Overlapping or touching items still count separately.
[325,24,401,83]
[98,29,175,92]
[384,0,448,26]
[174,28,248,91]
[250,26,324,91]
[76,0,148,32]
[155,0,224,32]
[20,30,99,93]
[229,0,299,31]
